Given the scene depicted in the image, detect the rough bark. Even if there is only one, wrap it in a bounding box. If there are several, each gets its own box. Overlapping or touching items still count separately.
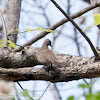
[0,60,100,82]
[0,0,100,83]
[0,46,93,68]
[0,46,99,82]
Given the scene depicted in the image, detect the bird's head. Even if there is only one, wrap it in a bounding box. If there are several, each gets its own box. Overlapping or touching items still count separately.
[42,39,52,48]
[45,39,52,47]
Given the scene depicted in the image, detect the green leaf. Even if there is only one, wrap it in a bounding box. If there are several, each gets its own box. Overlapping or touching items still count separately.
[0,39,17,49]
[44,29,55,33]
[93,18,100,25]
[84,14,100,31]
[85,94,96,100]
[78,84,88,89]
[25,28,32,33]
[92,14,100,18]
[21,90,30,97]
[11,98,15,100]
[67,96,74,100]
[8,29,19,34]
[33,27,43,31]
[0,38,5,44]
[8,46,11,50]
[8,40,17,49]
[0,44,4,47]
[92,14,100,25]
[84,26,91,31]
[95,92,100,100]
[21,90,34,100]
[0,39,5,47]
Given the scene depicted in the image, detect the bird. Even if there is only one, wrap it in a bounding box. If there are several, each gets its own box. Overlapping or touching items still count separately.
[37,39,61,68]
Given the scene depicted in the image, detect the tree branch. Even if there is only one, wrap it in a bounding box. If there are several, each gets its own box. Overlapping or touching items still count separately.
[0,46,94,68]
[0,61,100,82]
[0,46,99,82]
[14,2,100,52]
[50,0,99,59]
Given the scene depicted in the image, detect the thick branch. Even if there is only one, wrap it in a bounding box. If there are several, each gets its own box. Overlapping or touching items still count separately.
[0,47,94,68]
[0,61,100,82]
[0,46,99,82]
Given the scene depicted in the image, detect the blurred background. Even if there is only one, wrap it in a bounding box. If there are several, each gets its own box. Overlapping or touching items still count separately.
[0,0,100,100]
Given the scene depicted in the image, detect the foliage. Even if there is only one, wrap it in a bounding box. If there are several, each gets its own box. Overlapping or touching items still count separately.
[84,26,91,31]
[33,27,55,33]
[8,27,55,34]
[67,96,75,100]
[84,14,100,31]
[78,83,89,89]
[0,27,54,50]
[0,38,17,49]
[84,92,100,100]
[21,89,34,100]
[25,28,32,33]
[92,14,100,26]
[8,29,19,34]
[66,79,100,100]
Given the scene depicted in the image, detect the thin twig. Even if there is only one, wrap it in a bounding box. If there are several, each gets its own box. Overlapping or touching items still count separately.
[38,82,51,100]
[54,84,62,100]
[83,79,89,86]
[0,9,8,47]
[14,2,100,52]
[17,82,34,100]
[89,79,93,94]
[51,0,99,59]
[67,0,71,15]
[17,82,24,90]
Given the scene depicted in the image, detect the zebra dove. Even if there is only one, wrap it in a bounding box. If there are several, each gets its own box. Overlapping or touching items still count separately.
[37,39,61,68]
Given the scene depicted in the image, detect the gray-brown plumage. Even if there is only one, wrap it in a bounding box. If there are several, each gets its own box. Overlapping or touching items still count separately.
[37,39,61,68]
